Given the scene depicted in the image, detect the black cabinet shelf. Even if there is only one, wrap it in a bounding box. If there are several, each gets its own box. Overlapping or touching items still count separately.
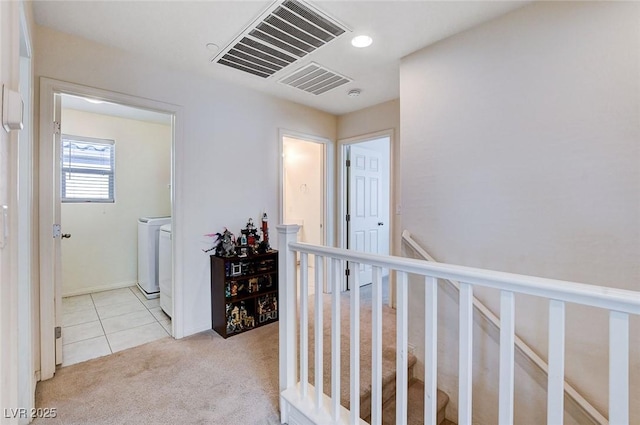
[210,250,278,338]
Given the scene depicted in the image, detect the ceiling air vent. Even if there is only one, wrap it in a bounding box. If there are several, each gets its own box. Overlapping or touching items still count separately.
[214,0,348,78]
[280,62,351,95]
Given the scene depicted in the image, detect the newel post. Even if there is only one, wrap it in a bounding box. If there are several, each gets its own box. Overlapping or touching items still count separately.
[277,225,300,398]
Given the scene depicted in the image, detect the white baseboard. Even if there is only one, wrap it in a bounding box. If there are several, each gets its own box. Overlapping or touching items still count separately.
[62,280,138,297]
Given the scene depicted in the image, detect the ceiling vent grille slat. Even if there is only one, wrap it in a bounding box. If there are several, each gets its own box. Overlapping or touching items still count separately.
[272,7,334,42]
[239,37,296,64]
[214,0,349,79]
[280,62,351,95]
[282,0,345,37]
[251,28,307,57]
[280,64,319,85]
[227,49,283,71]
[223,52,278,76]
[218,59,271,78]
[265,15,324,48]
[255,23,314,54]
[291,69,327,88]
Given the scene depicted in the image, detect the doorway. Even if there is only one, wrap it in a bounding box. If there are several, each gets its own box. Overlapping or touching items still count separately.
[341,134,391,290]
[280,131,332,294]
[39,78,181,379]
[58,95,172,366]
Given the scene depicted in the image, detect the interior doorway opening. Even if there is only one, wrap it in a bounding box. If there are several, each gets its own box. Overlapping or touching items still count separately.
[57,94,173,367]
[283,136,325,296]
[39,78,180,379]
[342,134,391,291]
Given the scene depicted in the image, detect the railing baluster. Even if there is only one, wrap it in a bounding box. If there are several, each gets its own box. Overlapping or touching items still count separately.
[277,225,298,397]
[424,276,438,425]
[396,271,409,424]
[331,257,341,422]
[371,266,383,425]
[314,255,324,413]
[498,290,515,425]
[459,282,473,424]
[547,299,565,424]
[609,310,629,425]
[350,263,361,424]
[299,253,309,400]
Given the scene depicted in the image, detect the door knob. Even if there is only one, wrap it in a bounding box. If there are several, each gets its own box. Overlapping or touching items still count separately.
[377,222,384,226]
[61,233,71,239]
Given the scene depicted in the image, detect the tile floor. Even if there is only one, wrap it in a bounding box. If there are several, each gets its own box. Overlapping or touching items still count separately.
[61,286,171,367]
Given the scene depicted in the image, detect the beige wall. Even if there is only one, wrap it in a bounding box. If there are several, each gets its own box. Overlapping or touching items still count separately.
[400,2,639,423]
[60,108,171,296]
[35,25,337,336]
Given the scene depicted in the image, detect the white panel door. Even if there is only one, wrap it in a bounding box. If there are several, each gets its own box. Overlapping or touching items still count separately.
[348,144,383,287]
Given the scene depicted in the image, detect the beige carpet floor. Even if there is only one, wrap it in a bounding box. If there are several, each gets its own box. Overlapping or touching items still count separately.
[33,281,400,425]
[34,326,281,425]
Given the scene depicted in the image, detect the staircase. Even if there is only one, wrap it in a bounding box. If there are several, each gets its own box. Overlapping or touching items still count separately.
[305,284,454,424]
[279,226,638,425]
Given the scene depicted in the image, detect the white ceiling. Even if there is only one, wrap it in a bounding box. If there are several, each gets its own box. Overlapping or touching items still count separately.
[34,1,528,116]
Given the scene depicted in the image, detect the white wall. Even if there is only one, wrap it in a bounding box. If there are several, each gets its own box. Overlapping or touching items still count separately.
[1,1,36,423]
[60,108,171,296]
[35,25,337,337]
[400,2,639,423]
[283,137,324,246]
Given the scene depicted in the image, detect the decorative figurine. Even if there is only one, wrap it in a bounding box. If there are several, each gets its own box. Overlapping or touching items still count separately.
[261,213,269,247]
[204,228,236,257]
[257,293,278,323]
[248,277,259,293]
[240,217,261,254]
[257,212,270,253]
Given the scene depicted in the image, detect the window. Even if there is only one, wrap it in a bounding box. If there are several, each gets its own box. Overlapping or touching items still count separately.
[61,135,115,203]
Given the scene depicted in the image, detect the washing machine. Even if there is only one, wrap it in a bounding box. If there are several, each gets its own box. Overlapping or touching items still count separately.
[137,216,171,299]
[159,223,172,317]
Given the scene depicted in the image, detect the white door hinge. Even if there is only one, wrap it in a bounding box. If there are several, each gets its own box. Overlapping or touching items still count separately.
[53,224,61,239]
[53,121,61,135]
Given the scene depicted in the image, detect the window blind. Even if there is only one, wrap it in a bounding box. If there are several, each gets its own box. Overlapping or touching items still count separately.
[61,135,115,203]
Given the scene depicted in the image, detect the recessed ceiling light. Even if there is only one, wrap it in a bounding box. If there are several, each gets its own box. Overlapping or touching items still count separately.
[206,43,219,52]
[351,35,373,48]
[348,89,361,97]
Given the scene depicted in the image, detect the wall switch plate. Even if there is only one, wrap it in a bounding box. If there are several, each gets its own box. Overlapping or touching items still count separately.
[2,84,24,132]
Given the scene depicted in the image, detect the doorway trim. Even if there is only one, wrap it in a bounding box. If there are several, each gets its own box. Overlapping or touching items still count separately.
[38,78,183,379]
[278,129,334,292]
[338,129,395,294]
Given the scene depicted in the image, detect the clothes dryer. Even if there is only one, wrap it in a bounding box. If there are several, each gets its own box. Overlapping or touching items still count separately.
[159,223,172,317]
[137,216,171,299]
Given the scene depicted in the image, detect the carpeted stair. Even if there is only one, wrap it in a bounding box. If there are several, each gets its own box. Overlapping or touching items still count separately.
[306,284,454,424]
[380,379,450,425]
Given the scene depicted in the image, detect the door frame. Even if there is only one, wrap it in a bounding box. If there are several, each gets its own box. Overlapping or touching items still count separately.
[278,129,334,293]
[38,78,183,379]
[338,129,394,295]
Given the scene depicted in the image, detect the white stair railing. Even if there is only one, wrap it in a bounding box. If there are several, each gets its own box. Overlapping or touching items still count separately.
[402,230,609,425]
[277,225,640,425]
